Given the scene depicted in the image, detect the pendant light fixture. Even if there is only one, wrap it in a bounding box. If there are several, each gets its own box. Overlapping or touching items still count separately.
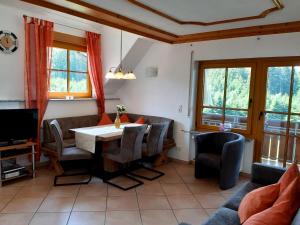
[105,30,136,80]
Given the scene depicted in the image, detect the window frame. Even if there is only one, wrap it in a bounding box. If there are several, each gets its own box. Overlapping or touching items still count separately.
[196,60,256,135]
[49,41,92,99]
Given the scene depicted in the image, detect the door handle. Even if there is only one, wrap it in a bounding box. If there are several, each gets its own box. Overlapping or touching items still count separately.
[258,111,264,121]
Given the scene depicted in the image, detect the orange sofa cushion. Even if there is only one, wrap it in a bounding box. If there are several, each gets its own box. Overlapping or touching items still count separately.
[243,177,300,225]
[135,116,145,124]
[120,114,130,123]
[98,113,113,125]
[278,163,300,195]
[238,183,280,223]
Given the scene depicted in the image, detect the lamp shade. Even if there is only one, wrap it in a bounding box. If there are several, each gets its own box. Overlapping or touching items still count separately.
[124,72,136,80]
[105,70,115,79]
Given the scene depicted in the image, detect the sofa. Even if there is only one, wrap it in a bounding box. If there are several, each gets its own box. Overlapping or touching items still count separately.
[42,113,176,172]
[199,163,300,225]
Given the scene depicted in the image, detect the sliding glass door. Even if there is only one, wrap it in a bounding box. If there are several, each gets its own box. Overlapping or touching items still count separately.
[259,63,300,167]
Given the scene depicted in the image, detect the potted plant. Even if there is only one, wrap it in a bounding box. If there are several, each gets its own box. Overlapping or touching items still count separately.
[115,104,126,128]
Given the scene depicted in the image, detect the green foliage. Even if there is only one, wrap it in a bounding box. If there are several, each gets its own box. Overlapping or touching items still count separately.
[203,66,300,123]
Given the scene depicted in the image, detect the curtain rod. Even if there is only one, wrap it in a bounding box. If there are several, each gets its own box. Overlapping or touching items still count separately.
[23,14,101,34]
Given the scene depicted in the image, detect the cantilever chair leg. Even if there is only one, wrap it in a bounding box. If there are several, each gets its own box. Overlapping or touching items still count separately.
[103,174,144,191]
[129,164,165,181]
[54,173,92,186]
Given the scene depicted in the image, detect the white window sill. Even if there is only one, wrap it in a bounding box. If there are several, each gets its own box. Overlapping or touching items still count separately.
[49,97,120,101]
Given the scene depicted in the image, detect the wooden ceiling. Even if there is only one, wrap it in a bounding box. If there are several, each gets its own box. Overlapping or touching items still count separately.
[21,0,300,44]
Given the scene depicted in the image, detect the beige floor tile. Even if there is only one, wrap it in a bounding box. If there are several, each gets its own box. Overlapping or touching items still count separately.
[47,186,79,198]
[2,197,44,213]
[73,196,106,211]
[29,212,69,225]
[0,213,33,225]
[136,182,164,196]
[15,185,50,198]
[186,183,220,194]
[38,197,75,212]
[0,197,13,211]
[161,183,191,195]
[167,195,202,209]
[107,185,136,196]
[140,210,178,225]
[195,193,226,209]
[77,183,107,197]
[105,210,142,225]
[107,196,138,211]
[68,211,105,225]
[138,195,170,210]
[174,209,209,225]
[0,186,21,198]
[205,208,218,216]
[158,171,183,184]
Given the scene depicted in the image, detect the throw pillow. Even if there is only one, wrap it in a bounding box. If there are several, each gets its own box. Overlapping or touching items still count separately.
[238,183,280,223]
[135,116,145,124]
[120,114,130,123]
[278,163,299,195]
[243,177,300,225]
[98,113,113,125]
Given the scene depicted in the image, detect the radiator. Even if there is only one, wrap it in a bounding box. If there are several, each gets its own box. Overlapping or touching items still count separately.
[240,138,255,174]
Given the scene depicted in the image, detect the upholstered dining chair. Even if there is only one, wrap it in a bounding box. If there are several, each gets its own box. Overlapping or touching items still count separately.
[102,125,147,190]
[130,123,168,180]
[50,120,93,186]
[194,132,245,190]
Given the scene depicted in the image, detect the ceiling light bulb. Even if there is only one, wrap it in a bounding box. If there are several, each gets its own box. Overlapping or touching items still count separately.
[115,70,124,79]
[105,70,115,79]
[126,72,136,80]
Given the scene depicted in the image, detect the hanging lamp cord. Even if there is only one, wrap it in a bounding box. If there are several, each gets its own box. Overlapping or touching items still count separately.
[120,30,123,71]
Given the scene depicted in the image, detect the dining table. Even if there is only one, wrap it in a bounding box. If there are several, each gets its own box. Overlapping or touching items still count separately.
[69,123,149,179]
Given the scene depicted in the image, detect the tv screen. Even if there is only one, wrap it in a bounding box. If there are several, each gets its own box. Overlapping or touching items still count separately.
[0,109,38,143]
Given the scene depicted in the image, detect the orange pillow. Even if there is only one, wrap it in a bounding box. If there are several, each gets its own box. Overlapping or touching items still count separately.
[243,177,300,225]
[98,113,113,125]
[135,116,145,124]
[238,183,280,223]
[278,163,299,195]
[120,114,130,123]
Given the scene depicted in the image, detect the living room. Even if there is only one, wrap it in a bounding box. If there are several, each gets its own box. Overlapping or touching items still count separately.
[0,0,299,225]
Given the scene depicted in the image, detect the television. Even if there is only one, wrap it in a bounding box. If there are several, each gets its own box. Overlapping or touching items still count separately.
[0,109,38,145]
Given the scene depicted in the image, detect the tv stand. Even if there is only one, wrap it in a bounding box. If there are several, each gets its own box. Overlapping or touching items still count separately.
[0,142,36,186]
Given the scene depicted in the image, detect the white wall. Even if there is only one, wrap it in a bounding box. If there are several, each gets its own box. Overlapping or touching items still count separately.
[118,32,300,161]
[0,1,141,117]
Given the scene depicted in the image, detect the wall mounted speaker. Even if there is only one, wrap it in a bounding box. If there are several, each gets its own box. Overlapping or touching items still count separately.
[145,67,158,77]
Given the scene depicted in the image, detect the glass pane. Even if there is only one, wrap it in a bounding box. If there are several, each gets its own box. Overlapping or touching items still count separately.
[202,108,223,127]
[51,47,67,70]
[203,68,225,107]
[49,71,67,92]
[264,113,288,134]
[225,110,248,130]
[291,66,300,113]
[70,50,87,72]
[265,66,292,113]
[226,67,251,109]
[70,72,88,93]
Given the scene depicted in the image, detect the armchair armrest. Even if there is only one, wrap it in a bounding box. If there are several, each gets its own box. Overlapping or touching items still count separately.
[194,133,213,156]
[220,136,245,189]
[251,163,286,185]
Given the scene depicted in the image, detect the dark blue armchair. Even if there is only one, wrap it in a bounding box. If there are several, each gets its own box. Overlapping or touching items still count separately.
[194,132,245,190]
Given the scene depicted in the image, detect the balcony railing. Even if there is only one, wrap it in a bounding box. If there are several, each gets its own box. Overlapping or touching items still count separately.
[202,113,300,165]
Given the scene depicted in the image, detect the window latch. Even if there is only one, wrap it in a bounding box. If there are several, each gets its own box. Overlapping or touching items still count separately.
[258,111,264,121]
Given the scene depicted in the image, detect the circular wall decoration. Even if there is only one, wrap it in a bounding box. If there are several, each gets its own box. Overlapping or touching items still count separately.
[0,30,18,54]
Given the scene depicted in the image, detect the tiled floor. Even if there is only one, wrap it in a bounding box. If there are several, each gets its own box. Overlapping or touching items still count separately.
[0,162,248,225]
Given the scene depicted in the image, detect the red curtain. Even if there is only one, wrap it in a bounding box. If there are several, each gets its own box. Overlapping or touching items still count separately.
[24,16,54,160]
[86,32,105,114]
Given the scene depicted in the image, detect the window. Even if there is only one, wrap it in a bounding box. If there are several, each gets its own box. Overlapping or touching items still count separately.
[196,61,255,134]
[49,41,91,98]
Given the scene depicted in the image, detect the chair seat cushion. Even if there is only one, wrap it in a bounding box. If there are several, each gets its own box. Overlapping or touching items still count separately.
[103,148,128,163]
[61,147,92,161]
[197,153,221,169]
[44,138,75,151]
